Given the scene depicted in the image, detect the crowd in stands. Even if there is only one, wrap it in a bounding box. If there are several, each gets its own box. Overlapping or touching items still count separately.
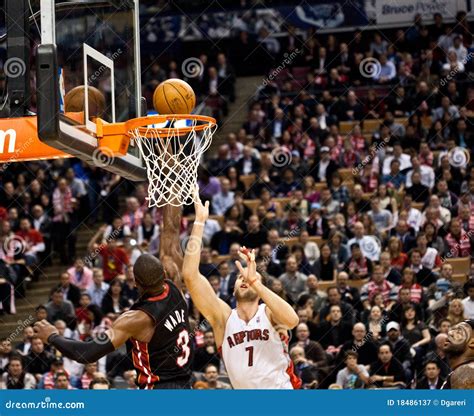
[0,9,474,390]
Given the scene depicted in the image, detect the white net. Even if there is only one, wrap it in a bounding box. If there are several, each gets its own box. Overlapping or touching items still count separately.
[130,117,216,207]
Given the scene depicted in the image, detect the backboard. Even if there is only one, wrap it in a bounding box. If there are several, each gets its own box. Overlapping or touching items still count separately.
[0,0,146,180]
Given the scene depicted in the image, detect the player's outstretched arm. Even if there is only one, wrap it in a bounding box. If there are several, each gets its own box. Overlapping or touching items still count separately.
[236,249,299,329]
[33,310,151,364]
[160,204,184,290]
[182,189,231,329]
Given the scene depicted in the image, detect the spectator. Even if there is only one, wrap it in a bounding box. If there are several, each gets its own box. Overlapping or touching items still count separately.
[51,178,76,265]
[80,362,98,389]
[416,361,444,389]
[462,279,474,319]
[289,346,319,389]
[45,289,76,329]
[336,323,378,367]
[67,258,93,290]
[345,243,373,281]
[210,219,242,254]
[298,274,327,315]
[0,356,36,389]
[89,377,111,390]
[444,218,472,258]
[54,272,81,308]
[100,279,128,316]
[24,337,53,380]
[15,217,45,267]
[242,215,267,249]
[87,269,109,307]
[368,344,406,388]
[319,286,356,325]
[336,351,370,389]
[346,222,381,262]
[202,364,231,390]
[292,323,328,368]
[193,330,220,372]
[312,244,336,281]
[212,178,235,216]
[317,304,352,355]
[15,326,34,356]
[383,322,412,378]
[121,197,144,232]
[279,256,308,304]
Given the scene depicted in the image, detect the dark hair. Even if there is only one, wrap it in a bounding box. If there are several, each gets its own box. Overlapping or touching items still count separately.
[54,371,69,381]
[89,378,111,389]
[35,305,47,312]
[379,343,392,353]
[344,351,358,361]
[401,303,418,327]
[425,360,440,369]
[464,279,474,294]
[204,363,218,372]
[133,253,165,291]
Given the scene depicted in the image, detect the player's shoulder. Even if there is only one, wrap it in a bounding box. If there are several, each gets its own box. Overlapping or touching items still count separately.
[116,309,154,326]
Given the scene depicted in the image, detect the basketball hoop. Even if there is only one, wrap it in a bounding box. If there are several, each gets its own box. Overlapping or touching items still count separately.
[96,114,217,207]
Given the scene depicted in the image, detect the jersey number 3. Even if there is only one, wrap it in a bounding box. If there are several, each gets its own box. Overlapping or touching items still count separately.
[176,329,191,367]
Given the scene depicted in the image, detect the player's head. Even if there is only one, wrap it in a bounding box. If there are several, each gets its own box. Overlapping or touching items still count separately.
[133,253,165,295]
[443,320,474,356]
[233,268,265,303]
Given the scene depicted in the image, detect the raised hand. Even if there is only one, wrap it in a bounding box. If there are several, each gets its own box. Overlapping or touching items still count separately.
[193,186,209,222]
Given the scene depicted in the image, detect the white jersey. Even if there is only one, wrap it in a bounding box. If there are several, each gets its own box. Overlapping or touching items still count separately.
[221,303,299,389]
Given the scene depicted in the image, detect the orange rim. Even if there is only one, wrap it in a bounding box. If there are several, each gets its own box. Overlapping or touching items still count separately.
[125,114,217,138]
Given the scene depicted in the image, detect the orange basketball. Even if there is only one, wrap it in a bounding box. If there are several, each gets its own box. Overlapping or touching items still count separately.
[65,86,106,117]
[153,79,196,114]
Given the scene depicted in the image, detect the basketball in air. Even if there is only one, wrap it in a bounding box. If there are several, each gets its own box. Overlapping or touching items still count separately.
[64,85,106,117]
[153,79,196,115]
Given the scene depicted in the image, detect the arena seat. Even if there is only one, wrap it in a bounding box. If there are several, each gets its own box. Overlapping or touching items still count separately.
[339,121,357,134]
[314,182,327,192]
[274,197,292,207]
[209,215,225,228]
[347,279,369,290]
[362,119,380,133]
[411,202,424,211]
[445,257,471,275]
[240,174,256,191]
[308,236,323,247]
[243,199,260,213]
[338,168,354,183]
[452,273,468,284]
